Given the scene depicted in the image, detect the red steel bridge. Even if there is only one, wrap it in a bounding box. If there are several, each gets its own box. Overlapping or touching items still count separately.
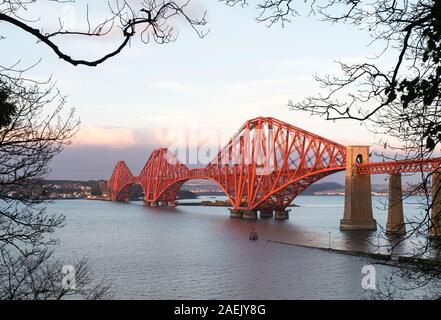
[106,117,441,234]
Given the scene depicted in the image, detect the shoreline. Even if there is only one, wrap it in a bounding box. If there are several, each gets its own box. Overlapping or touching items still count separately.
[77,197,302,207]
[48,194,396,201]
[177,202,301,207]
[268,240,441,268]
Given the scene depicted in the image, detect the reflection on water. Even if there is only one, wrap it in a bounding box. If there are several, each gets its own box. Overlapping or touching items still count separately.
[49,196,428,299]
[181,195,425,255]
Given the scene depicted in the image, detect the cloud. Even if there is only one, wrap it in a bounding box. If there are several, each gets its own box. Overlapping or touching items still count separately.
[73,126,138,147]
[72,125,177,149]
[49,144,157,180]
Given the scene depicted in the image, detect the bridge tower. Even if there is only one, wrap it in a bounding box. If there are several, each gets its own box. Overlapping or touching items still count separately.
[386,173,406,234]
[340,146,377,230]
[430,171,441,238]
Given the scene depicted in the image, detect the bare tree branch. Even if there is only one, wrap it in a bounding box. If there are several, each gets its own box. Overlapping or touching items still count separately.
[0,0,208,66]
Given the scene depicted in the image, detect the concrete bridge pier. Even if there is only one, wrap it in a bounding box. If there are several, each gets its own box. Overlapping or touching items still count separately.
[168,201,177,208]
[243,210,258,220]
[430,172,441,238]
[340,146,377,230]
[274,210,289,220]
[150,201,158,207]
[259,210,274,219]
[229,209,243,218]
[386,173,406,234]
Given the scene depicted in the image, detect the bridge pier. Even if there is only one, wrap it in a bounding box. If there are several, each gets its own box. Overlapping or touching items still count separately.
[340,146,377,230]
[259,210,274,219]
[386,173,406,234]
[274,210,289,220]
[229,209,243,218]
[150,201,158,207]
[430,172,441,238]
[243,210,258,220]
[168,201,177,208]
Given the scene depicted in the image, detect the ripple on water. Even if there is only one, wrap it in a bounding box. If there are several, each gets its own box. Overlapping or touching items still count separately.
[48,197,425,299]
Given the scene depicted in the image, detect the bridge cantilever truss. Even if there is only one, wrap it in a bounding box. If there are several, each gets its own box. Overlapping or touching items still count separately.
[106,117,441,211]
[107,117,347,210]
[204,117,346,210]
[357,157,441,175]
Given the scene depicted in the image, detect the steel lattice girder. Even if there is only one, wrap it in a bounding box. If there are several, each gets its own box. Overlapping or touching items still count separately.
[205,117,346,209]
[106,117,441,210]
[357,157,441,175]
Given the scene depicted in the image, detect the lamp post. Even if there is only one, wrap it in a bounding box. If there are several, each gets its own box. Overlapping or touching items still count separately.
[377,232,380,254]
[328,231,331,251]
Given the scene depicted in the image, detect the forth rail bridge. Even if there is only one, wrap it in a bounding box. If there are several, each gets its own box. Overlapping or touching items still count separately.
[104,117,441,237]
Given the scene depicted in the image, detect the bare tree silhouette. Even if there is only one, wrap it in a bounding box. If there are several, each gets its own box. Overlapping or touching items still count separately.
[222,0,441,299]
[0,0,208,66]
[0,69,112,299]
[0,0,209,299]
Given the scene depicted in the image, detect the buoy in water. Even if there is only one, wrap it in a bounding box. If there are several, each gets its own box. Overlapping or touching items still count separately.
[249,228,258,241]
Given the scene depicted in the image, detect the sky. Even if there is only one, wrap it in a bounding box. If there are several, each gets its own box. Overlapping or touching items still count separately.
[0,0,399,182]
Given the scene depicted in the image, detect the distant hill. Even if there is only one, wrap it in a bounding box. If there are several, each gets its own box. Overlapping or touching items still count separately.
[177,190,198,199]
[43,179,387,198]
[42,179,198,200]
[125,184,197,200]
[301,182,388,195]
[301,182,344,195]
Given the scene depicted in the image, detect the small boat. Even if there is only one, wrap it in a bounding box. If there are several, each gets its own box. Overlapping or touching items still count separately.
[249,228,258,241]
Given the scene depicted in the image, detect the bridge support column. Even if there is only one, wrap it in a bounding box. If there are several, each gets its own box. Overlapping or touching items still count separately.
[259,210,274,219]
[144,201,150,206]
[168,201,177,208]
[243,210,258,220]
[430,172,441,238]
[340,146,377,230]
[150,201,158,207]
[229,209,243,218]
[386,173,406,234]
[274,210,289,220]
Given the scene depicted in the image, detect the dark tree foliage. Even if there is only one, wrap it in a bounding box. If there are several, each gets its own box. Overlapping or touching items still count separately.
[0,85,15,128]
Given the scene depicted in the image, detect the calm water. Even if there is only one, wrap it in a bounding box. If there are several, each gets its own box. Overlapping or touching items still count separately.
[49,196,427,299]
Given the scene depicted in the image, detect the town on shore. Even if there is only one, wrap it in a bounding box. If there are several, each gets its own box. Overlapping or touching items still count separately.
[28,180,393,202]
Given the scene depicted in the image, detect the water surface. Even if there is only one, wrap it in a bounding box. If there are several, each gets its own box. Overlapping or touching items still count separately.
[49,196,427,299]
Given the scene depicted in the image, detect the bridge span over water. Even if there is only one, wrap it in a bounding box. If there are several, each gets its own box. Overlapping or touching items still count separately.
[105,117,441,237]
